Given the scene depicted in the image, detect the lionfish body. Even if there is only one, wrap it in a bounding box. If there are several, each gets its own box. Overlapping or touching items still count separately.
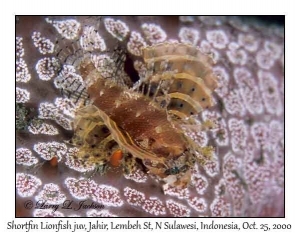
[58,40,218,187]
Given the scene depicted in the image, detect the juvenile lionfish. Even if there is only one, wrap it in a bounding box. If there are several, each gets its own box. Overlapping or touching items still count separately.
[55,33,218,188]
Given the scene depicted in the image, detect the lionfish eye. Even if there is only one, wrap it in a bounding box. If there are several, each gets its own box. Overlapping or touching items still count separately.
[101,127,109,134]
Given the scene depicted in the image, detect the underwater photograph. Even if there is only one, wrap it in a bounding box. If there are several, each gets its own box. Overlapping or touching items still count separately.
[15,16,284,217]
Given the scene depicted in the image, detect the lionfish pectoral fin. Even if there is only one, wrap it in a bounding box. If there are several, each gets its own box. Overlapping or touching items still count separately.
[141,42,218,120]
[54,33,86,68]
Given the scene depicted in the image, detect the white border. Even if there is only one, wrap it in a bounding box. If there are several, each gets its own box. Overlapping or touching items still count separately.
[2,0,300,232]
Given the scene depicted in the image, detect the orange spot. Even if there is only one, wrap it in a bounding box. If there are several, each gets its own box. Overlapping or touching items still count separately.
[110,150,123,167]
[50,157,58,167]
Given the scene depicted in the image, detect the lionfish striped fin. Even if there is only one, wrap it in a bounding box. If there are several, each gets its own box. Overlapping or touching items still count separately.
[54,36,91,68]
[141,42,218,119]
